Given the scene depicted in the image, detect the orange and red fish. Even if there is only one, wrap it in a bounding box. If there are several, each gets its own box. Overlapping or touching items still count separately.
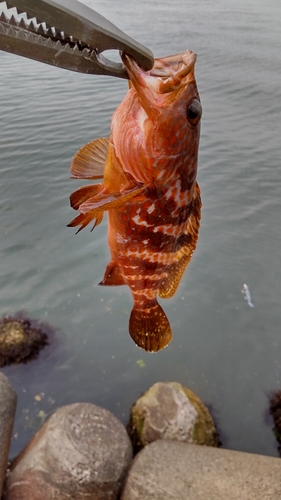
[68,50,202,352]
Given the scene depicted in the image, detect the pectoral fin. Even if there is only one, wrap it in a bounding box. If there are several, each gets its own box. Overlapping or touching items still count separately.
[68,184,146,233]
[69,183,103,210]
[159,183,201,299]
[67,211,104,233]
[79,185,145,214]
[70,138,109,179]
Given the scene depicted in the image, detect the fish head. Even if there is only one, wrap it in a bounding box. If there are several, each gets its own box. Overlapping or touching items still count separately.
[113,50,202,187]
[123,50,199,117]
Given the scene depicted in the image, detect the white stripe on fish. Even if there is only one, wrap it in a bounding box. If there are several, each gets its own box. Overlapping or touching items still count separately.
[242,283,254,308]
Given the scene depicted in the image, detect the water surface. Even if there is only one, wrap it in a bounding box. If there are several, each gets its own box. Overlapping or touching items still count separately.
[0,0,281,458]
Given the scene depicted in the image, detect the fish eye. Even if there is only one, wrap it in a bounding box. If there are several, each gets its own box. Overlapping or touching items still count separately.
[187,99,202,125]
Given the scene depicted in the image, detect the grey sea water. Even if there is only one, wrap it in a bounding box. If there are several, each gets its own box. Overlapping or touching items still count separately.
[0,0,281,458]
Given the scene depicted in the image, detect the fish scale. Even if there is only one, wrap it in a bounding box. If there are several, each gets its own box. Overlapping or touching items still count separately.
[68,50,202,352]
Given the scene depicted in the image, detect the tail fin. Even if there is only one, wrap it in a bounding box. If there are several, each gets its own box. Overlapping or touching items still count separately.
[129,302,172,352]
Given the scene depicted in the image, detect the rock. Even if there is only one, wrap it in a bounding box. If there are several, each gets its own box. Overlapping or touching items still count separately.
[0,316,48,367]
[269,389,281,457]
[0,372,17,499]
[121,440,281,500]
[127,381,219,452]
[4,403,132,500]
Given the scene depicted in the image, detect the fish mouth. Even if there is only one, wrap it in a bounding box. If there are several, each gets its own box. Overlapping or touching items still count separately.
[122,50,197,94]
[149,52,197,80]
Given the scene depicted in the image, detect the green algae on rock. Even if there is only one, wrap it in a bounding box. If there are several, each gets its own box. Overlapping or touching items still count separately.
[127,381,220,454]
[0,316,48,367]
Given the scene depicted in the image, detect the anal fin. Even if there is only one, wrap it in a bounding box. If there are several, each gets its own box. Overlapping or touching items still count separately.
[99,261,125,286]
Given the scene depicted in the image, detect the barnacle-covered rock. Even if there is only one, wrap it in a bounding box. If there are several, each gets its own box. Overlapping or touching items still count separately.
[0,316,48,367]
[127,381,220,453]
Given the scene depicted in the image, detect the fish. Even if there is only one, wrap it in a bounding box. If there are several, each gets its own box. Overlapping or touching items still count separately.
[242,283,254,308]
[68,50,202,352]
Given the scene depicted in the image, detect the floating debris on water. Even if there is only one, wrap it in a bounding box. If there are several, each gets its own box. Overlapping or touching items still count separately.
[136,359,146,368]
[34,392,45,402]
[241,283,254,308]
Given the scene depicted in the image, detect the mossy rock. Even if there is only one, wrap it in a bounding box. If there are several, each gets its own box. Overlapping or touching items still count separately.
[0,316,48,367]
[269,389,281,457]
[127,381,220,453]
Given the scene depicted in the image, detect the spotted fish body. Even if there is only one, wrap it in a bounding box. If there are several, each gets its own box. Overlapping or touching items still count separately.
[68,50,202,352]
